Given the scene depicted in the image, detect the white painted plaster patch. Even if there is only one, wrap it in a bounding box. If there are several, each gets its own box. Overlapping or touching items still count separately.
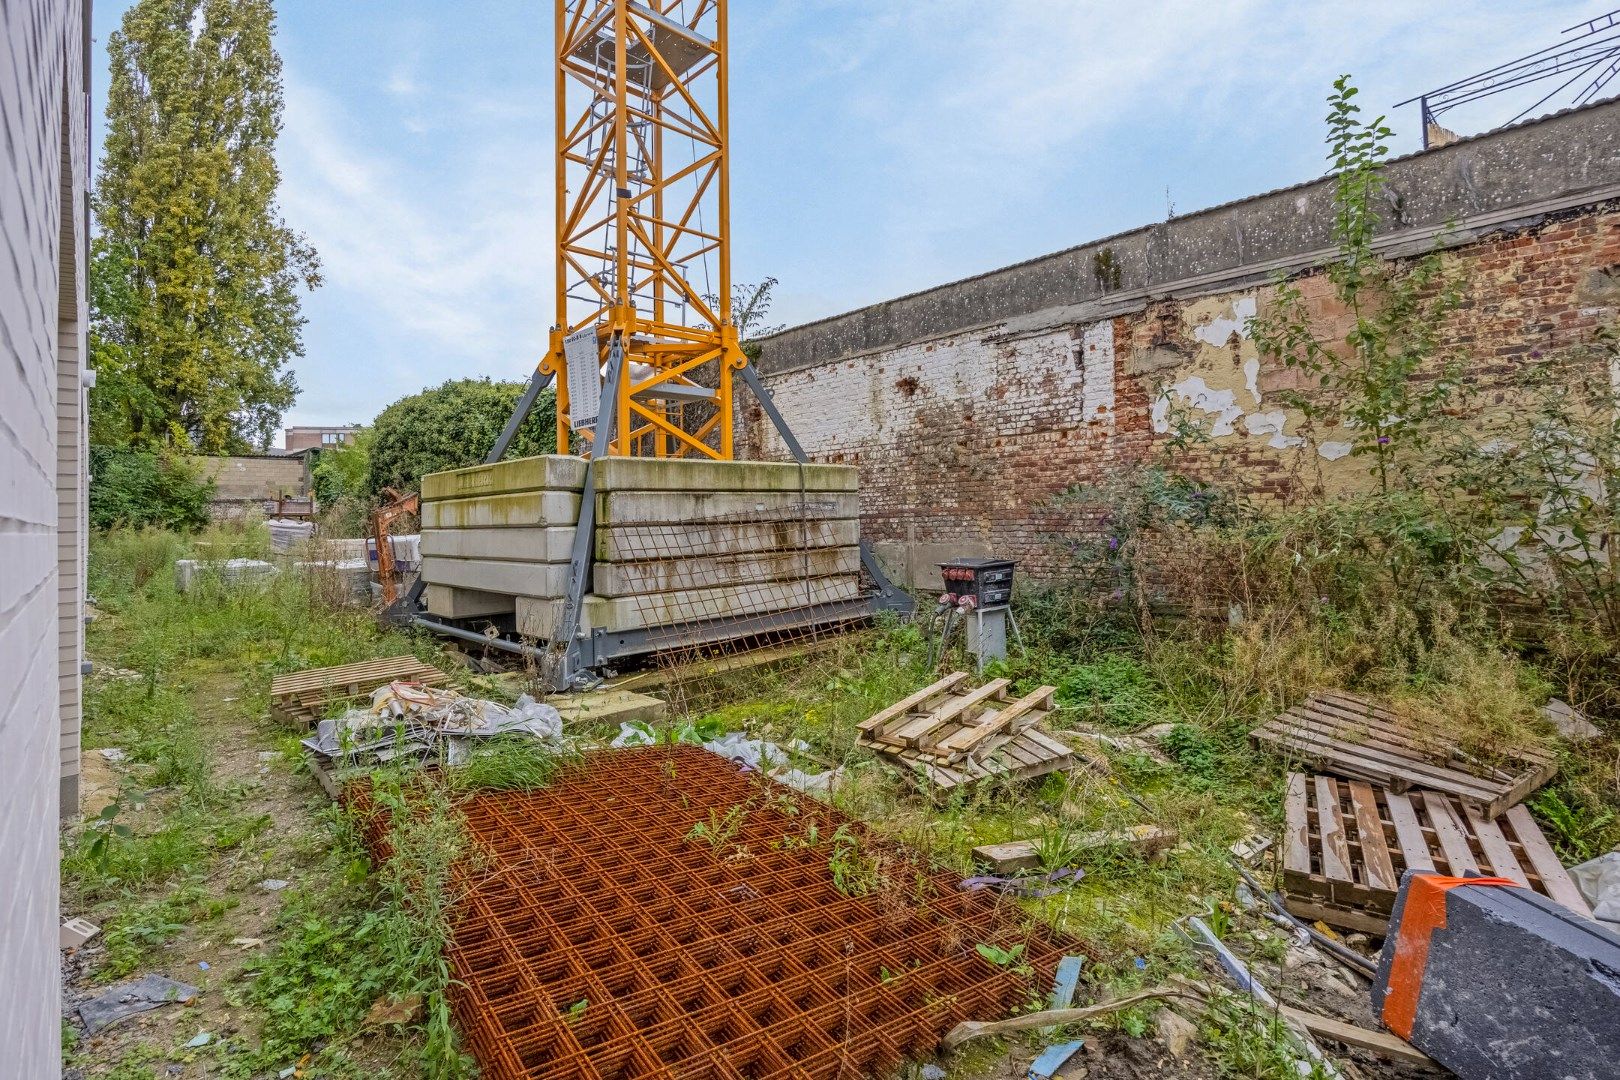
[1154,376,1246,438]
[1245,410,1304,450]
[1243,357,1261,404]
[1080,321,1116,423]
[1194,296,1257,348]
[1317,441,1353,461]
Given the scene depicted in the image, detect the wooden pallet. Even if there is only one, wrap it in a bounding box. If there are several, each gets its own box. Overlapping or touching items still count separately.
[857,674,1075,790]
[270,655,450,726]
[1282,772,1592,934]
[1254,691,1556,820]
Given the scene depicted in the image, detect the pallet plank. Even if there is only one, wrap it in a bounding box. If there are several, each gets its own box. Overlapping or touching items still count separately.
[1314,776,1353,883]
[1284,774,1312,875]
[1420,793,1479,875]
[1256,723,1500,799]
[1255,692,1555,819]
[938,687,1054,756]
[1463,802,1528,886]
[1504,805,1593,917]
[857,673,969,734]
[1348,781,1397,892]
[1384,792,1436,873]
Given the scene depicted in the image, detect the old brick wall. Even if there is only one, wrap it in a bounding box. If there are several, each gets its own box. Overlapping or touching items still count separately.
[193,453,311,510]
[748,141,1620,592]
[0,0,89,1073]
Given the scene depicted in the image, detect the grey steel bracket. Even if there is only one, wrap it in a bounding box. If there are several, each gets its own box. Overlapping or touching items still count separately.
[546,331,624,690]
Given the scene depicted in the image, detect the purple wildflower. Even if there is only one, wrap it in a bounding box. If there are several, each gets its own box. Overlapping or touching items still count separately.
[1377,436,1391,445]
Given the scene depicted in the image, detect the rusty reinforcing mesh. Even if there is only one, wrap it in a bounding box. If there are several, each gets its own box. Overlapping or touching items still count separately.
[607,496,871,714]
[426,745,1071,1080]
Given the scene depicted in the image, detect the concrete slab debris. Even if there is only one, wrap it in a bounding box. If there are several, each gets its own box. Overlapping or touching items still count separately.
[1543,698,1602,741]
[543,688,667,730]
[77,974,199,1034]
[972,826,1178,874]
[422,584,515,619]
[60,917,100,949]
[1373,872,1620,1079]
[175,558,276,592]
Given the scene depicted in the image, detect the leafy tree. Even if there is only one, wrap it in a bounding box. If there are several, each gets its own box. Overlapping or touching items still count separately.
[366,379,558,497]
[310,429,372,506]
[88,447,214,531]
[711,277,784,361]
[1248,76,1464,494]
[91,0,319,453]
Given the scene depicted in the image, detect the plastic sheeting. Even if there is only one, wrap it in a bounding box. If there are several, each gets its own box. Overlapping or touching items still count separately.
[1569,851,1620,931]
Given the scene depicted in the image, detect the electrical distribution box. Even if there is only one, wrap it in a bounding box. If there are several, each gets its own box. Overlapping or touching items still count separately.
[938,558,1015,609]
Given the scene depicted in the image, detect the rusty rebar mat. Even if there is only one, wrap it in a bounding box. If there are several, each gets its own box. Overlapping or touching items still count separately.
[447,745,1070,1080]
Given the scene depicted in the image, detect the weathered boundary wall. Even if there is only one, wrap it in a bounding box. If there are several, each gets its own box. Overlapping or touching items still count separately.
[745,98,1620,586]
[192,454,311,516]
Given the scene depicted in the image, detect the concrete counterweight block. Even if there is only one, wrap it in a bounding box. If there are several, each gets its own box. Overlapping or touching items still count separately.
[1372,870,1620,1080]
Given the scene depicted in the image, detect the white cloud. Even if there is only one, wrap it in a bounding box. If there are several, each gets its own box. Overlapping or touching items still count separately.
[277,75,554,423]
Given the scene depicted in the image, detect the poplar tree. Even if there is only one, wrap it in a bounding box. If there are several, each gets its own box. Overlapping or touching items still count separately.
[91,0,319,453]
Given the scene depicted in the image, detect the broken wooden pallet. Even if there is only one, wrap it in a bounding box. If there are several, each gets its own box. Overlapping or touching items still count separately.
[857,674,1074,790]
[1253,690,1556,820]
[270,655,450,726]
[1282,772,1592,934]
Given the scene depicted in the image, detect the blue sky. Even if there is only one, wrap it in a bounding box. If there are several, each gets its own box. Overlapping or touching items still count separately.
[89,1,1616,443]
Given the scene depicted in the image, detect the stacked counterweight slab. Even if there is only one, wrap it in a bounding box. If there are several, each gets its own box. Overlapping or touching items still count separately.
[419,456,864,657]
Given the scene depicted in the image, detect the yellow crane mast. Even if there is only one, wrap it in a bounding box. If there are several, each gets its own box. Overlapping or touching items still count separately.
[543,0,744,460]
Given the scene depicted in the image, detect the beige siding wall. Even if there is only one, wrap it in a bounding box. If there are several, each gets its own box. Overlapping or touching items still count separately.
[0,0,88,1073]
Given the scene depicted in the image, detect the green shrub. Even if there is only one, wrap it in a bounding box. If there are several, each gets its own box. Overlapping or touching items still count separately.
[88,447,214,531]
[366,378,556,497]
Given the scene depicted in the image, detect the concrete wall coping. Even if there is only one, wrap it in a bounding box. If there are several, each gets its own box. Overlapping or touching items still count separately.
[755,95,1620,375]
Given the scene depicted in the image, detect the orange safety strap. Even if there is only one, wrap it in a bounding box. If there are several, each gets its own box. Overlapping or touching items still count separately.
[1381,874,1522,1039]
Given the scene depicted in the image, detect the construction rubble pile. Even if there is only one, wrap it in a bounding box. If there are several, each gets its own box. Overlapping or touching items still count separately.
[300,681,564,770]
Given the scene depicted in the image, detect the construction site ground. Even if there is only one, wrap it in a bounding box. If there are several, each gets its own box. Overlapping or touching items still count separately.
[63,524,1607,1080]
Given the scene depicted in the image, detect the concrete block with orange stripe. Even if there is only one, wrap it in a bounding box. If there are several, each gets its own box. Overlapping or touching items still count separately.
[1372,871,1620,1079]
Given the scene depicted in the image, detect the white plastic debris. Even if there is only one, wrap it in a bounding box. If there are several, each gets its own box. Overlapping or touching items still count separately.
[1568,851,1620,931]
[701,732,840,795]
[611,720,659,747]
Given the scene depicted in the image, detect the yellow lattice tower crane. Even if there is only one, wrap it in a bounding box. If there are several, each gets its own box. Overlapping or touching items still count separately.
[544,0,745,460]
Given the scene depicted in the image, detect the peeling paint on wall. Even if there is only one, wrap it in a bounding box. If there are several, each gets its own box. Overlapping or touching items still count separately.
[1080,321,1116,423]
[1317,440,1354,461]
[1153,376,1246,437]
[1244,410,1305,450]
[1194,296,1257,348]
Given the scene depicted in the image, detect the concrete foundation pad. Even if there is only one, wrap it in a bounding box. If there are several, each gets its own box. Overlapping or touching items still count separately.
[594,546,861,597]
[420,526,576,562]
[422,490,581,529]
[546,689,667,730]
[424,584,516,619]
[422,455,586,501]
[421,557,568,598]
[597,490,859,526]
[597,517,858,560]
[516,575,860,639]
[594,457,857,493]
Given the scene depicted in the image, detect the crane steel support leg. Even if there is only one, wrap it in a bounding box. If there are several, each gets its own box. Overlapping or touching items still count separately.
[737,364,913,615]
[490,368,557,464]
[546,331,627,690]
